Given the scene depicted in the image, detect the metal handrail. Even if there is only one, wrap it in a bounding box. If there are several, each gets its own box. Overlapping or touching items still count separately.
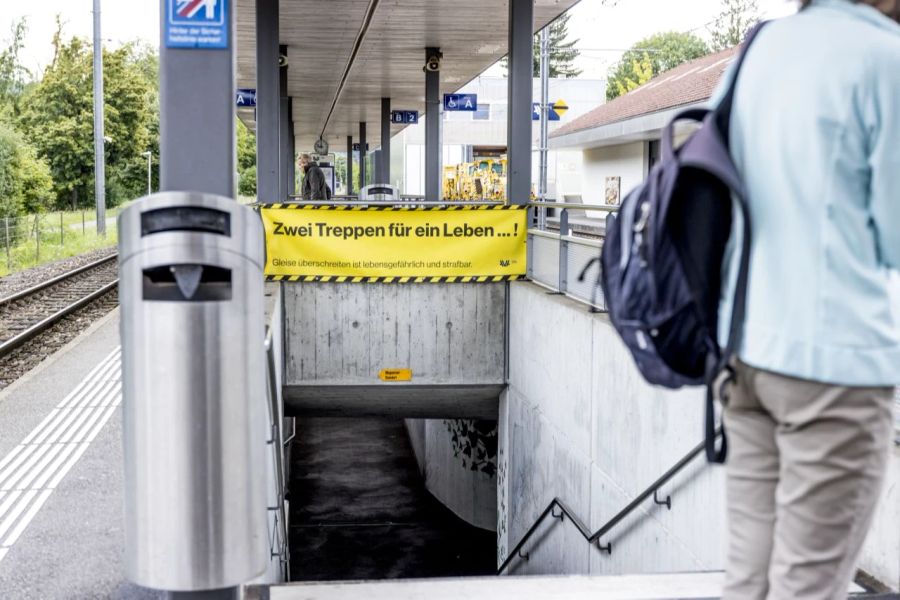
[264,328,290,577]
[497,432,717,575]
[527,200,620,212]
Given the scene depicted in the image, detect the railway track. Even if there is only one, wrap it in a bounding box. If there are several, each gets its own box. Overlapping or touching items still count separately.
[0,254,119,361]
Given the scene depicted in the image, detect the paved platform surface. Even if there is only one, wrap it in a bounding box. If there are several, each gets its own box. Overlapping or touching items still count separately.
[0,310,160,599]
[289,417,496,581]
[264,572,895,600]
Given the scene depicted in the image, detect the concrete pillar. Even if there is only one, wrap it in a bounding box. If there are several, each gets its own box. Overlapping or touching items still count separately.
[288,105,296,197]
[424,48,441,202]
[380,97,391,185]
[359,122,367,189]
[256,0,279,202]
[507,0,533,205]
[159,0,235,197]
[279,45,292,200]
[346,135,354,195]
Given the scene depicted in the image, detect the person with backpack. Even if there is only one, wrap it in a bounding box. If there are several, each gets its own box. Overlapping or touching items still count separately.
[712,2,899,598]
[299,153,332,201]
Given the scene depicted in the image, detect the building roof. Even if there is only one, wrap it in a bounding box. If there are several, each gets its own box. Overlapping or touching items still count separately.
[551,47,738,139]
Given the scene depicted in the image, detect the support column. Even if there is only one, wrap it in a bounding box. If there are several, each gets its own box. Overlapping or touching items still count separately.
[279,45,291,200]
[159,0,235,197]
[359,122,367,190]
[288,103,296,196]
[424,48,441,202]
[346,135,354,195]
[255,0,279,202]
[507,0,533,205]
[380,97,391,185]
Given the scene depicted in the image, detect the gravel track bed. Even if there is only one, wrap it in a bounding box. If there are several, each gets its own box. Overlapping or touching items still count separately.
[0,290,119,391]
[0,260,119,343]
[0,247,117,299]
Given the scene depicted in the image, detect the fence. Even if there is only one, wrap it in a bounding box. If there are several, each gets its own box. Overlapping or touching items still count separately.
[526,201,618,311]
[1,210,111,272]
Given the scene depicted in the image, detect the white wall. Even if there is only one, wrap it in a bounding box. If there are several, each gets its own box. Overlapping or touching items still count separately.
[580,141,647,206]
[499,281,900,591]
[499,281,726,575]
[405,419,498,532]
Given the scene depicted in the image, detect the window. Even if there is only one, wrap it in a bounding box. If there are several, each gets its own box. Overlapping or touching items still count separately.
[473,103,491,121]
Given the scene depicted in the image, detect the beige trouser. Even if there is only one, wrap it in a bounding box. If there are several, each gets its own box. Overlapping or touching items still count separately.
[721,361,894,600]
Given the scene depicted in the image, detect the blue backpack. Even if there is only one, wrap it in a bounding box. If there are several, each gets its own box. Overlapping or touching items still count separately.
[597,24,767,463]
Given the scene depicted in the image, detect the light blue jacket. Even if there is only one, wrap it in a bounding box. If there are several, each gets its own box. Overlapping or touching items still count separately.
[715,0,900,386]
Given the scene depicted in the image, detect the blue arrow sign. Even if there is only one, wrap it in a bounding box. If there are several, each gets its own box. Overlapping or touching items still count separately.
[443,94,477,112]
[532,103,561,121]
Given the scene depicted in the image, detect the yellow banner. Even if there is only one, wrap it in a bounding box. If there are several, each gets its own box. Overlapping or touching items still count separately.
[259,205,527,281]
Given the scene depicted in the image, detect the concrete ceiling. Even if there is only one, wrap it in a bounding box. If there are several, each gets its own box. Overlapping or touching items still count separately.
[236,0,580,152]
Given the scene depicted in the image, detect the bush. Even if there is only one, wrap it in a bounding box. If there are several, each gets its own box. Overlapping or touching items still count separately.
[0,120,53,218]
[238,165,256,196]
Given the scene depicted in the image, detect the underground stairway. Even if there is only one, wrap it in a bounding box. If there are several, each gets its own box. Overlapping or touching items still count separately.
[288,417,497,581]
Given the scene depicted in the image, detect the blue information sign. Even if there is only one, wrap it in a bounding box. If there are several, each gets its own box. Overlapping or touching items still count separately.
[165,0,229,49]
[390,110,419,124]
[443,94,477,112]
[532,103,561,121]
[236,88,256,107]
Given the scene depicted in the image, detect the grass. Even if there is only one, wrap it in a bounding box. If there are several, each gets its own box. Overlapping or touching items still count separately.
[0,210,119,278]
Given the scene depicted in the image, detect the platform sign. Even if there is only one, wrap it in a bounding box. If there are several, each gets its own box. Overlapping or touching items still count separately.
[236,88,256,107]
[352,143,370,152]
[532,101,565,121]
[443,94,477,112]
[391,110,419,124]
[165,0,229,49]
[258,205,527,282]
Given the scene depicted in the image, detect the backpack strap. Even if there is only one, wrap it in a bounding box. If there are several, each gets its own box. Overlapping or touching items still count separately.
[705,21,770,464]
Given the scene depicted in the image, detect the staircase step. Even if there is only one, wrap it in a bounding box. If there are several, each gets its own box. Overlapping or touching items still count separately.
[265,572,875,600]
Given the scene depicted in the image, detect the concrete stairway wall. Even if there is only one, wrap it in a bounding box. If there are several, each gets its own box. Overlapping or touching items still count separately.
[282,282,506,418]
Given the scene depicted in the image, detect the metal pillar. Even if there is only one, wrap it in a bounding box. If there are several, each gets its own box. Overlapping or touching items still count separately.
[380,97,391,185]
[279,45,291,200]
[288,104,296,196]
[507,0,533,205]
[424,48,441,202]
[256,0,279,202]
[539,27,549,201]
[346,135,354,195]
[359,122,367,189]
[92,0,106,233]
[159,0,236,198]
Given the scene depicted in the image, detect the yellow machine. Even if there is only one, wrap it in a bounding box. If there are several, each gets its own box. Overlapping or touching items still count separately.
[442,157,508,201]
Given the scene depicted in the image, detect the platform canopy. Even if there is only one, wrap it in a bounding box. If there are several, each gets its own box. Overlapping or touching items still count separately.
[236,0,579,151]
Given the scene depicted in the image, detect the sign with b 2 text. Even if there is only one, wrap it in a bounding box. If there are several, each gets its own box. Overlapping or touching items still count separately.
[391,110,419,124]
[443,94,477,112]
[165,0,229,49]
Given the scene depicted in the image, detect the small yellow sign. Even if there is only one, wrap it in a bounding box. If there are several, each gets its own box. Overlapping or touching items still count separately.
[379,369,413,382]
[553,100,569,117]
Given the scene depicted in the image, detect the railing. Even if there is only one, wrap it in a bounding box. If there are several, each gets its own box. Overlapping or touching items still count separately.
[526,201,619,312]
[497,432,715,575]
[264,327,291,581]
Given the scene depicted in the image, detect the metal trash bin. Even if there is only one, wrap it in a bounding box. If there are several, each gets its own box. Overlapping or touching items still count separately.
[118,192,267,591]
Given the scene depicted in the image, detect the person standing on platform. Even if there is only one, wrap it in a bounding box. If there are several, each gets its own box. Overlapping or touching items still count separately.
[299,153,331,201]
[713,1,900,599]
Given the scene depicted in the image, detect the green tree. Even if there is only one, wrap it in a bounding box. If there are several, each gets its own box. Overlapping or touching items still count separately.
[0,121,53,218]
[710,0,761,51]
[19,31,153,209]
[606,31,710,100]
[502,12,581,78]
[0,18,31,118]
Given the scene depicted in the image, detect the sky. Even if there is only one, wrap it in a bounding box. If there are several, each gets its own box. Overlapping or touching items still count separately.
[0,0,799,79]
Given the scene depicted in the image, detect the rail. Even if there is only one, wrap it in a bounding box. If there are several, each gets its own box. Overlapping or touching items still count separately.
[264,327,291,580]
[497,432,715,575]
[526,203,619,312]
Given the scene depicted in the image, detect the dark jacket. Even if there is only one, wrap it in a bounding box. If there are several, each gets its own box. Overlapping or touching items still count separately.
[301,163,331,200]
